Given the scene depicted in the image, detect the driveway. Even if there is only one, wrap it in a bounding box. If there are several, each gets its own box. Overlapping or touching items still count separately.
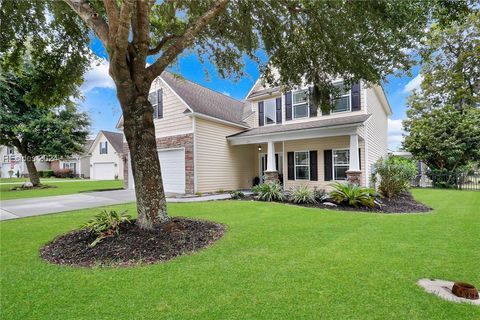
[0,189,233,221]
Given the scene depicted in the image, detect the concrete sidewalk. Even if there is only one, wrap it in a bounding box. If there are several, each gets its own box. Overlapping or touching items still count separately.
[0,190,233,221]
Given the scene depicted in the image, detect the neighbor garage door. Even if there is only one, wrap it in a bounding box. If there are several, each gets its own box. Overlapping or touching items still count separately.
[158,149,185,194]
[93,162,115,180]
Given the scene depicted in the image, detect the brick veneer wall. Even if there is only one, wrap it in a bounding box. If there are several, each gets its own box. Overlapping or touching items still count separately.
[123,133,194,194]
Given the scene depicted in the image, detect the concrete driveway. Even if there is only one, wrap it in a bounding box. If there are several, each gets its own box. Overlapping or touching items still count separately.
[0,190,233,221]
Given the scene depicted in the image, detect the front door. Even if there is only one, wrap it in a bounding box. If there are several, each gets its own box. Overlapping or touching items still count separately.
[259,153,283,182]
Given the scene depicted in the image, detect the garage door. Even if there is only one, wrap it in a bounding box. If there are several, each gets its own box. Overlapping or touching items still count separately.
[93,162,115,180]
[158,149,185,194]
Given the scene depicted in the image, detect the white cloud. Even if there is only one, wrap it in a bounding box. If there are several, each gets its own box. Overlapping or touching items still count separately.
[80,59,115,93]
[222,91,231,96]
[403,74,423,93]
[388,118,406,150]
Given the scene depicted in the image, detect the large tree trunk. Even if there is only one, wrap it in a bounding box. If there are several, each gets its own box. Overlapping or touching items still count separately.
[122,94,169,229]
[24,154,41,186]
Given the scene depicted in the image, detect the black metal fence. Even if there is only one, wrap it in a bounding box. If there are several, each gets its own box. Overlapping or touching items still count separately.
[412,173,480,191]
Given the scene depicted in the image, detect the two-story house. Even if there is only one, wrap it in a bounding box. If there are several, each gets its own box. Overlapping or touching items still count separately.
[118,71,391,194]
[0,145,51,178]
[88,131,124,180]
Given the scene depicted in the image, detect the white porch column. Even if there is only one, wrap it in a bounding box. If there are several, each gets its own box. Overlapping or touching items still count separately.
[347,133,362,185]
[266,141,276,172]
[349,134,359,171]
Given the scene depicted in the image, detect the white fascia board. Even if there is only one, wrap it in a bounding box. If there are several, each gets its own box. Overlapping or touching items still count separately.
[228,124,361,145]
[187,112,249,129]
[157,76,194,113]
[87,131,104,154]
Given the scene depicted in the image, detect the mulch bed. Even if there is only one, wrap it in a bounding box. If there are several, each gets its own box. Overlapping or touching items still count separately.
[244,191,432,214]
[40,218,225,267]
[11,184,56,191]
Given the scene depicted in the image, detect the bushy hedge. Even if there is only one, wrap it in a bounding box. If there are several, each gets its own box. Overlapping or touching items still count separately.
[53,169,74,178]
[38,170,54,178]
[373,156,417,198]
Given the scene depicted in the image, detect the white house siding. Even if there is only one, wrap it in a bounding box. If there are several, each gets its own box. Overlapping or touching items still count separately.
[195,118,255,193]
[151,78,193,138]
[365,87,389,186]
[283,136,366,191]
[89,133,123,180]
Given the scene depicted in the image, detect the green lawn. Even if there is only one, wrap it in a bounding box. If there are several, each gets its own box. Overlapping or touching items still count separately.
[0,179,124,200]
[1,189,479,319]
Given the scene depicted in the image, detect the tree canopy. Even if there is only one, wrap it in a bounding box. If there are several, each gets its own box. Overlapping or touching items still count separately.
[403,9,480,173]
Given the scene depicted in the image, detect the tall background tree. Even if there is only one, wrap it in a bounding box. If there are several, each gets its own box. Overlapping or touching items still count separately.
[0,64,90,186]
[1,0,463,229]
[403,9,480,177]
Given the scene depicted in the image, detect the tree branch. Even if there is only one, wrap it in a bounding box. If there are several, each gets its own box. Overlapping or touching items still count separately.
[147,34,177,56]
[116,0,135,52]
[146,0,229,81]
[103,0,119,38]
[63,0,110,46]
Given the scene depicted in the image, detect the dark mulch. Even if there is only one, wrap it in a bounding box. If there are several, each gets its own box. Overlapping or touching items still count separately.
[11,184,56,191]
[40,218,225,267]
[244,191,432,214]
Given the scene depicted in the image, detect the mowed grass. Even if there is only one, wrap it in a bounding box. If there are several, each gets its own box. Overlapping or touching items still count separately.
[1,189,479,319]
[0,179,124,200]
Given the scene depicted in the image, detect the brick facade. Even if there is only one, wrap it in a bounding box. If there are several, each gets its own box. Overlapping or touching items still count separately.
[123,133,194,194]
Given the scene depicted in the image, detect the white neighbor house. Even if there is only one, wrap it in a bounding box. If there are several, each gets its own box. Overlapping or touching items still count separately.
[0,145,51,178]
[88,131,124,180]
[117,71,391,194]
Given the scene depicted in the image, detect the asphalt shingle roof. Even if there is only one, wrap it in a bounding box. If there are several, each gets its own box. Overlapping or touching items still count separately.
[101,131,124,154]
[161,72,247,126]
[228,114,371,138]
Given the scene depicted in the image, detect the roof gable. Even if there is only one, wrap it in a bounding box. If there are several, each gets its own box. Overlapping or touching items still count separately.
[88,131,124,154]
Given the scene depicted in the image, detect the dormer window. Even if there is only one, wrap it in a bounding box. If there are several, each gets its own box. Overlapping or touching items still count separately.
[292,89,309,119]
[331,81,351,113]
[264,99,276,125]
[100,141,108,154]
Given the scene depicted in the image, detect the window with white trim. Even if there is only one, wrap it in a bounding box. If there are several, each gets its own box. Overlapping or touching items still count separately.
[333,149,350,180]
[6,147,14,155]
[63,162,76,172]
[100,141,108,154]
[331,82,351,113]
[264,99,276,125]
[295,151,310,180]
[293,89,309,118]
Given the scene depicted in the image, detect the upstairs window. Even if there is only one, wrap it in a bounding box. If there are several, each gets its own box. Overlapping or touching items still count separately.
[333,149,350,180]
[148,88,163,119]
[264,99,276,125]
[331,82,351,113]
[293,90,309,119]
[6,147,14,155]
[100,141,108,154]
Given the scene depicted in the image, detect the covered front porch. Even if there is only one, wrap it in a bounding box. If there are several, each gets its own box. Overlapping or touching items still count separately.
[228,120,368,189]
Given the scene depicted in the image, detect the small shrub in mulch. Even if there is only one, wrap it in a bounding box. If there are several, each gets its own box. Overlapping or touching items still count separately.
[245,191,432,214]
[40,218,225,267]
[11,184,56,191]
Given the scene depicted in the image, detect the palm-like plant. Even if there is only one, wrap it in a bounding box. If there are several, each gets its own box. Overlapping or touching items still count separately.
[329,182,377,208]
[83,210,132,247]
[290,185,317,204]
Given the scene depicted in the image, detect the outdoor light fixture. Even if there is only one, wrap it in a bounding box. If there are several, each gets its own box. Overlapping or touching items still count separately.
[258,146,262,151]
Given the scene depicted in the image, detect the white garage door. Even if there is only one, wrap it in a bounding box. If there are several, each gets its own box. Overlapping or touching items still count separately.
[158,149,185,194]
[93,163,115,180]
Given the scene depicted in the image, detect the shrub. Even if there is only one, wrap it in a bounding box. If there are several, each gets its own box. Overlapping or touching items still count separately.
[195,192,203,197]
[313,187,327,202]
[53,168,74,178]
[290,185,316,204]
[252,182,284,202]
[329,182,377,207]
[39,170,54,178]
[230,190,245,199]
[374,156,417,198]
[83,210,132,247]
[217,188,225,194]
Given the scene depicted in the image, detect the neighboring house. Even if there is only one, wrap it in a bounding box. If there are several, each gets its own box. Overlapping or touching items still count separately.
[0,145,51,178]
[118,71,391,194]
[50,140,94,178]
[88,131,124,180]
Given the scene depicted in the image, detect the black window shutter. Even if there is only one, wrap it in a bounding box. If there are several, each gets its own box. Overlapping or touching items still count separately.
[157,88,163,119]
[309,150,318,181]
[285,91,292,121]
[258,101,264,126]
[358,148,361,170]
[105,141,108,154]
[287,152,294,180]
[324,150,333,181]
[308,87,317,117]
[276,97,282,124]
[351,81,361,111]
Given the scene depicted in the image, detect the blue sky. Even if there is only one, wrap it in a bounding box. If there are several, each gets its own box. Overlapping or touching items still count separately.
[80,40,422,150]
